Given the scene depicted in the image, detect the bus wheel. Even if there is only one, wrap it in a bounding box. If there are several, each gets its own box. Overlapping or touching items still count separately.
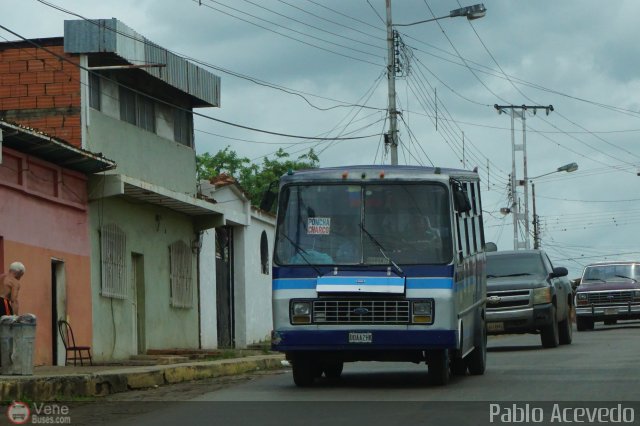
[427,350,450,386]
[451,357,467,376]
[467,321,487,375]
[323,361,344,379]
[292,358,315,387]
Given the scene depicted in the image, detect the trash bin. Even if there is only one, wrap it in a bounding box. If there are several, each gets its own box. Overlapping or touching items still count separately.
[0,314,36,375]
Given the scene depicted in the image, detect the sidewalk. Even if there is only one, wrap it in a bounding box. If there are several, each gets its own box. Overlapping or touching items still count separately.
[0,354,285,402]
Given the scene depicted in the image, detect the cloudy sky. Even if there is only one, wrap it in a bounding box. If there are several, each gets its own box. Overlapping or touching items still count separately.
[4,0,640,277]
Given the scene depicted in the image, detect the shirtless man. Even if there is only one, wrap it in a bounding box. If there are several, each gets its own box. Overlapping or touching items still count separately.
[0,262,25,316]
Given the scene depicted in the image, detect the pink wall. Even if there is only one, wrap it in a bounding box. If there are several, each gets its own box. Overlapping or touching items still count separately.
[1,147,92,365]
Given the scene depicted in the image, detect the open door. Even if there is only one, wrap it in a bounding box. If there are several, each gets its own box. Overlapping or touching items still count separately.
[132,253,146,354]
[216,227,234,348]
[51,259,66,366]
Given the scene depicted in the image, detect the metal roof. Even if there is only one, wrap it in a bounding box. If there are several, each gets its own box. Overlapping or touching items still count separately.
[280,165,479,185]
[63,19,220,108]
[0,120,116,174]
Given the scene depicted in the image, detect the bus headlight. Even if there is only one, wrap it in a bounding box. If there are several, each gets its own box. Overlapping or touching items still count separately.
[291,301,312,324]
[532,287,552,305]
[412,300,433,324]
[576,293,589,306]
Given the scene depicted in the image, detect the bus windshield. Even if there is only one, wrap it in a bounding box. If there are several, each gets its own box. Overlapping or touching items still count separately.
[274,183,453,266]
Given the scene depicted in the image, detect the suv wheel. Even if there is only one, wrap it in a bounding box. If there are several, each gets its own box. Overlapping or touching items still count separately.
[558,306,573,345]
[540,305,560,348]
[576,316,594,331]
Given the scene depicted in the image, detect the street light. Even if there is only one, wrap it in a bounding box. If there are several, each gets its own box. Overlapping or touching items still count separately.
[394,3,487,27]
[530,162,578,249]
[386,3,487,165]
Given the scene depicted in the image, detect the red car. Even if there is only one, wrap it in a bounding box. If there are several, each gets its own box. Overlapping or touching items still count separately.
[575,261,640,330]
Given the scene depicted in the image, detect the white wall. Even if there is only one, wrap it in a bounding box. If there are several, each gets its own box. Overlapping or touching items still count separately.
[199,228,217,349]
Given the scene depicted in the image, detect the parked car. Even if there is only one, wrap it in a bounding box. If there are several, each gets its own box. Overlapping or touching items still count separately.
[485,250,573,348]
[575,261,640,331]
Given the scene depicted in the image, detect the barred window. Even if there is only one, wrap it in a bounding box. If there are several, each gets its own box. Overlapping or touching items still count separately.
[169,240,193,308]
[100,224,127,299]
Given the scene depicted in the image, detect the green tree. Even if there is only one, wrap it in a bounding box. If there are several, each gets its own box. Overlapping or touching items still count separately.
[197,147,319,211]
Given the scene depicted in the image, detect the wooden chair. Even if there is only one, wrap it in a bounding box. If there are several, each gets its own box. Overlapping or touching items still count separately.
[57,320,93,366]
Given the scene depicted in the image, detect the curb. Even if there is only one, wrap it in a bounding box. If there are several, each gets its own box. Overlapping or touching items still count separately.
[0,355,285,401]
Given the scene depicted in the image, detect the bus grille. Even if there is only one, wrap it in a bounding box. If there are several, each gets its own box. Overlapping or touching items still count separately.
[587,291,634,305]
[313,300,410,324]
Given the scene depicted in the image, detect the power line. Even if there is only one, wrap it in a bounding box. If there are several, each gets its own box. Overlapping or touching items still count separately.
[198,0,383,66]
[0,23,380,142]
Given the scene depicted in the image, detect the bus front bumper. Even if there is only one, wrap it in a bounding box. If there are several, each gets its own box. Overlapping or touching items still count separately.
[271,329,457,352]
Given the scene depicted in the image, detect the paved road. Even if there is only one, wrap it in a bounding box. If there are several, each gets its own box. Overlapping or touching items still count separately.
[72,322,640,425]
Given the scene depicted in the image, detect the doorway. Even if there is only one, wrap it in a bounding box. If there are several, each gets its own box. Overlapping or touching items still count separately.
[51,259,66,366]
[216,227,234,348]
[132,253,146,354]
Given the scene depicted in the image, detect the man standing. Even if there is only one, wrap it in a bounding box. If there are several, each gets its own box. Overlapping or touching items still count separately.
[0,262,25,316]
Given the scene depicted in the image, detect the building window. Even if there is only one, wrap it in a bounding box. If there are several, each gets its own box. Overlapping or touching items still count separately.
[169,240,193,308]
[89,73,101,111]
[119,86,156,132]
[174,108,193,147]
[260,231,269,275]
[100,224,128,299]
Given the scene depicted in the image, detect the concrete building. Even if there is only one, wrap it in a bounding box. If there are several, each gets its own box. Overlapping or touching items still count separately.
[199,177,275,349]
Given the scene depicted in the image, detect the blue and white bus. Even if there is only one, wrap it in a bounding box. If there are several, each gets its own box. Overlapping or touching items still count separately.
[269,165,489,386]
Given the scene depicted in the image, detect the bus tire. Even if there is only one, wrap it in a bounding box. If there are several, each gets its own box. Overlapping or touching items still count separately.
[323,361,344,379]
[467,319,487,375]
[451,357,467,376]
[292,358,315,387]
[427,349,450,386]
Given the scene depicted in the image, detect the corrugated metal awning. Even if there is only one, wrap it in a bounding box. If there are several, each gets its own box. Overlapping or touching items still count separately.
[0,120,116,174]
[91,174,225,230]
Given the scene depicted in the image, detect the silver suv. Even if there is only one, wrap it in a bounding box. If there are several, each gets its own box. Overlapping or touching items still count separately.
[486,250,573,348]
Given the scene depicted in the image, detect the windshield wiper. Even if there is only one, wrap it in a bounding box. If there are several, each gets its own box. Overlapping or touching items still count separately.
[360,224,404,276]
[279,232,323,276]
[489,273,532,278]
[615,274,637,283]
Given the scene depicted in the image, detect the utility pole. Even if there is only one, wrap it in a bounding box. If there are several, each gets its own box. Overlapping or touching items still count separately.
[531,181,540,249]
[386,0,398,165]
[494,104,553,250]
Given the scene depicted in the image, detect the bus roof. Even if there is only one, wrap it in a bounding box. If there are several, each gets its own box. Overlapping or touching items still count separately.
[279,165,479,184]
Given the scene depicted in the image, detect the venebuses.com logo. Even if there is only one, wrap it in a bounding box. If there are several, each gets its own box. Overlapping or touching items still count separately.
[6,401,30,425]
[6,401,72,424]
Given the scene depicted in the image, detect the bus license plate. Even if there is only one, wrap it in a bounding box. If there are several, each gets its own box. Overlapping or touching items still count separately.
[604,308,618,316]
[349,332,372,343]
[487,322,504,332]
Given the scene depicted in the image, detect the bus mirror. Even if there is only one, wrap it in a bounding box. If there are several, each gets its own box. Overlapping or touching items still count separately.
[260,180,279,212]
[453,188,472,213]
[260,191,277,212]
[484,242,498,252]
